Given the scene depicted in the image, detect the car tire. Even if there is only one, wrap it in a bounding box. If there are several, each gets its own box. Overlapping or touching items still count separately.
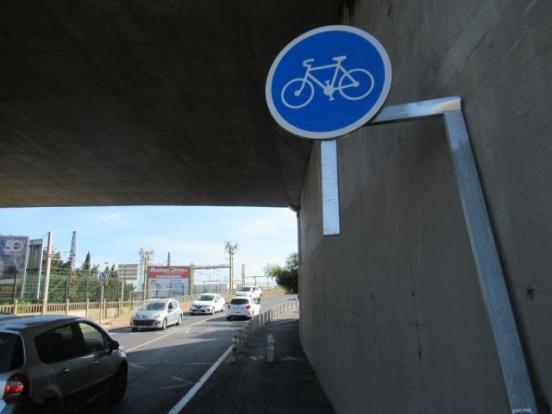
[40,399,62,414]
[109,365,128,403]
[226,316,232,321]
[162,319,167,330]
[210,307,215,315]
[177,315,182,325]
[131,327,137,332]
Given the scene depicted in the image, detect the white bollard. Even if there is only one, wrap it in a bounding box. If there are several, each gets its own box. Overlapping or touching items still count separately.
[267,334,275,362]
[230,334,238,362]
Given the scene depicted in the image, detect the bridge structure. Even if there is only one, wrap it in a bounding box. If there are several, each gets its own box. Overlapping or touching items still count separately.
[1,1,551,413]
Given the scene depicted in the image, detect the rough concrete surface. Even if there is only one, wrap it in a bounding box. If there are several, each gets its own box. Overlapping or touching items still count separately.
[0,0,342,207]
[300,0,552,413]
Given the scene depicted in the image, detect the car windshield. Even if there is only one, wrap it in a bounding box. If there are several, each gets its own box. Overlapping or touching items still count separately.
[0,332,24,373]
[231,298,249,305]
[238,287,252,292]
[139,302,166,311]
[198,295,214,301]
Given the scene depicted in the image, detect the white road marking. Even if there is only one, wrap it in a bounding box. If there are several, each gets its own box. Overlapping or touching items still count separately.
[125,317,218,353]
[167,346,232,414]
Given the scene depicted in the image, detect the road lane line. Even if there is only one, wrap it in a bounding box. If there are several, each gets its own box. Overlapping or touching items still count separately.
[166,346,232,414]
[125,317,216,352]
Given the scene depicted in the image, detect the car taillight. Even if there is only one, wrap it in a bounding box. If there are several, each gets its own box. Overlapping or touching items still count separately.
[4,373,29,400]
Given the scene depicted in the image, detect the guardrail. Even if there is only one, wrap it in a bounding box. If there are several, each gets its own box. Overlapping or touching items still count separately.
[230,297,300,361]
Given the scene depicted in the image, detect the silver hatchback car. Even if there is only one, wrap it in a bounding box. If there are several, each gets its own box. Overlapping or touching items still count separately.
[0,315,127,414]
[130,298,183,331]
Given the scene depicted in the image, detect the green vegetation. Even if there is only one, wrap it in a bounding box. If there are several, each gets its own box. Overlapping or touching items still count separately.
[264,252,298,293]
[1,251,137,304]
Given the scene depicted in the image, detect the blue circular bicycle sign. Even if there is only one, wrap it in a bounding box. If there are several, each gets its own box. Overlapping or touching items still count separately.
[266,25,392,139]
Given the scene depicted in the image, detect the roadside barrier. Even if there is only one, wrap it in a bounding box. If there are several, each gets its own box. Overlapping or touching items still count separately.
[267,334,275,362]
[231,297,299,362]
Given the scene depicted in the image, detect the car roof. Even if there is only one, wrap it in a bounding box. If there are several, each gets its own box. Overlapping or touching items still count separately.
[0,315,80,333]
[198,293,217,296]
[230,296,252,301]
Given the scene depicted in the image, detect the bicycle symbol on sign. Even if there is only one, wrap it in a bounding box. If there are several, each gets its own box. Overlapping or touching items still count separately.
[281,55,375,109]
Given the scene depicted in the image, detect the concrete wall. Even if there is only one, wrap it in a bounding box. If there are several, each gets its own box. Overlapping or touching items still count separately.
[299,1,552,413]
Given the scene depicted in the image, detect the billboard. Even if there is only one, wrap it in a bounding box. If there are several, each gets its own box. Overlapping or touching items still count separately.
[147,266,189,298]
[0,235,29,300]
[118,264,140,281]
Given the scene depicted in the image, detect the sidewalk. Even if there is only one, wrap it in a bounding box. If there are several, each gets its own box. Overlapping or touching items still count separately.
[181,310,335,414]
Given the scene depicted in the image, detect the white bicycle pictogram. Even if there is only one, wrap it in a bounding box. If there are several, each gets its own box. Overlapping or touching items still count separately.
[281,55,375,109]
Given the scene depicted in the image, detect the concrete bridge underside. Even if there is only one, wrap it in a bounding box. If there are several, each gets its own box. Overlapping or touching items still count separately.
[0,0,341,207]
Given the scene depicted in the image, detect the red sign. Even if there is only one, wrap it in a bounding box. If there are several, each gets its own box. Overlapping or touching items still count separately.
[147,266,189,280]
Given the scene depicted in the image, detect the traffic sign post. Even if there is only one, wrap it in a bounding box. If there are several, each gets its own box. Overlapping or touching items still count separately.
[266,25,391,140]
[266,25,392,236]
[99,271,107,323]
[266,25,537,414]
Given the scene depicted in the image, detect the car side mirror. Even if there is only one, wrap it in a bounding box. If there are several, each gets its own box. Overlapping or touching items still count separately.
[110,340,120,351]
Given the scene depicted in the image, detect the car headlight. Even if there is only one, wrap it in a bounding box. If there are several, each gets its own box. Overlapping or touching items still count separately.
[153,314,162,319]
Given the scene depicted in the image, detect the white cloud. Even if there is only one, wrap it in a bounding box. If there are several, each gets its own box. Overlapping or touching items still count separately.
[234,209,296,237]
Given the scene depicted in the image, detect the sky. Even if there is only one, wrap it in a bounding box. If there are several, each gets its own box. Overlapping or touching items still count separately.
[0,206,298,282]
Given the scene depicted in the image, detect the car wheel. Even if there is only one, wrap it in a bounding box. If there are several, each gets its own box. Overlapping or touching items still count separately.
[40,399,62,414]
[177,315,182,325]
[109,365,128,402]
[131,327,137,332]
[226,316,232,321]
[162,319,167,330]
[210,307,215,315]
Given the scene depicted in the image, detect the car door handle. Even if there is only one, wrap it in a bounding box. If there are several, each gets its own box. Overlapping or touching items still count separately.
[61,368,70,375]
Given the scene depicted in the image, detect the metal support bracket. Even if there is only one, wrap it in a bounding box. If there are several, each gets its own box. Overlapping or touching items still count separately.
[319,95,537,413]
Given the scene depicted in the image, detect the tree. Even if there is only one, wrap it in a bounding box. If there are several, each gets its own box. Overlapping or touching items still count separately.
[82,252,91,271]
[264,252,298,293]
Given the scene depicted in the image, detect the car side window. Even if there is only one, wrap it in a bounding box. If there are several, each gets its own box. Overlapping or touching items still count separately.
[168,302,174,311]
[79,323,107,354]
[35,324,86,364]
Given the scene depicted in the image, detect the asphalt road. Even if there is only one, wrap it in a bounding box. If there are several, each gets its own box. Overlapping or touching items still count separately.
[82,294,295,414]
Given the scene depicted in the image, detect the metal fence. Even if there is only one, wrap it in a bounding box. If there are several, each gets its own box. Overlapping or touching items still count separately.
[0,270,261,305]
[0,270,138,304]
[0,288,286,326]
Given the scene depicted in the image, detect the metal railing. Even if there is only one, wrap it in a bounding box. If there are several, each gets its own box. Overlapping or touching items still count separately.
[230,297,300,361]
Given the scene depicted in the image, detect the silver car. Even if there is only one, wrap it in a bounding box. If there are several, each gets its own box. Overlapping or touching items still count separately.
[0,315,127,414]
[130,299,183,331]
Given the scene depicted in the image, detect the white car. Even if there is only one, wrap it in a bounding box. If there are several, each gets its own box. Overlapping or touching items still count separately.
[234,286,263,300]
[130,299,183,331]
[226,297,261,320]
[190,293,226,315]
